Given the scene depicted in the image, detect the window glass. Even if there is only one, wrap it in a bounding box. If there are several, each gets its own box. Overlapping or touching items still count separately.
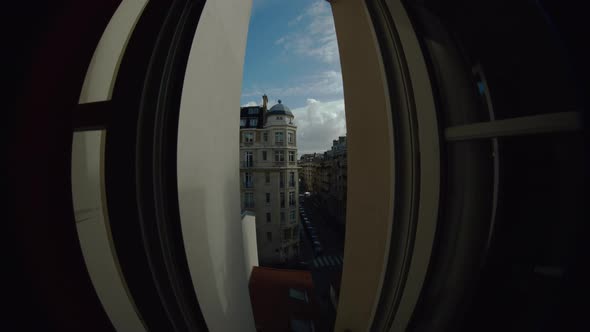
[262,150,267,160]
[266,212,271,223]
[240,119,246,127]
[244,132,254,142]
[266,193,270,203]
[250,118,258,126]
[288,289,308,302]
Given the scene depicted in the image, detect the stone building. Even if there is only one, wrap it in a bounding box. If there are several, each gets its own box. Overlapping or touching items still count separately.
[240,96,300,265]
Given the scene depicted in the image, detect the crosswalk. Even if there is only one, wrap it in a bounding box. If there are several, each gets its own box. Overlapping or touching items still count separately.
[312,255,344,269]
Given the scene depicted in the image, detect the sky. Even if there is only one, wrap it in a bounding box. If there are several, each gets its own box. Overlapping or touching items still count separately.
[241,0,346,156]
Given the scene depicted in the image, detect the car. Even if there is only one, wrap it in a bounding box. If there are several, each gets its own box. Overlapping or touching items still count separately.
[313,243,323,256]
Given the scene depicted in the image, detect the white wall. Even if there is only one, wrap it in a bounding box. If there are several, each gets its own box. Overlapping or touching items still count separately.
[176,0,256,331]
[241,211,259,279]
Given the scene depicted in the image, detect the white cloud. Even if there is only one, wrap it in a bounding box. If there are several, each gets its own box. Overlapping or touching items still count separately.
[242,70,342,99]
[275,1,339,64]
[241,101,259,107]
[291,98,347,155]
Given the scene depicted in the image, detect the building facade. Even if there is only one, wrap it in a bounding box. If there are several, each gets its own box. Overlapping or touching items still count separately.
[240,96,300,265]
[300,136,348,228]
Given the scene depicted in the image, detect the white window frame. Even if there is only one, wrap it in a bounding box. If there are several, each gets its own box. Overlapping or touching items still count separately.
[274,150,284,162]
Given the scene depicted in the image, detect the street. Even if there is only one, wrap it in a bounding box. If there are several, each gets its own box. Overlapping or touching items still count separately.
[298,193,346,331]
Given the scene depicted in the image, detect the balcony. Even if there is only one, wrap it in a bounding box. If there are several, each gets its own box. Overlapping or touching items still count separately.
[275,141,284,146]
[274,161,286,167]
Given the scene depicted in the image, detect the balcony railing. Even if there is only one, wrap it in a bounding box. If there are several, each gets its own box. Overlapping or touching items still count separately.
[241,161,254,168]
[275,141,284,146]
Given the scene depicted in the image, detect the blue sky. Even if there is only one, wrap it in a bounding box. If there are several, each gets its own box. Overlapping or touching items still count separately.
[241,0,346,155]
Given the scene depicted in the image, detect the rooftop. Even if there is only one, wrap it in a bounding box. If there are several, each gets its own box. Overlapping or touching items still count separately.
[268,100,293,116]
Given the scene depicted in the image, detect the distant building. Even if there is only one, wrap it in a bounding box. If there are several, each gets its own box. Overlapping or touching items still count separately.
[299,136,347,227]
[240,96,300,265]
[298,153,323,193]
[249,266,319,332]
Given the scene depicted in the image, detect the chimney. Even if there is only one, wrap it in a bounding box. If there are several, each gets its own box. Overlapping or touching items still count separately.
[262,94,268,112]
[262,94,268,125]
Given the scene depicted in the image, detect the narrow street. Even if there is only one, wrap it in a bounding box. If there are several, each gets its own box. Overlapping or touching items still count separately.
[298,193,346,331]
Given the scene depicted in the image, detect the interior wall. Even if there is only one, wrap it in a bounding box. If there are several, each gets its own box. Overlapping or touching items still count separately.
[176,0,256,330]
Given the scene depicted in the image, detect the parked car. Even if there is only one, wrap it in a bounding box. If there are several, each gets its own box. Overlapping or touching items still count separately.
[313,242,323,255]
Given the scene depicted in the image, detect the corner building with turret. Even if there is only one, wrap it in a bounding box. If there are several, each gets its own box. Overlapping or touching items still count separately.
[240,95,300,265]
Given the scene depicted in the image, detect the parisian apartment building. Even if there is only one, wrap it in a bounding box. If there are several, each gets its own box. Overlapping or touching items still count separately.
[240,95,300,266]
[299,136,347,227]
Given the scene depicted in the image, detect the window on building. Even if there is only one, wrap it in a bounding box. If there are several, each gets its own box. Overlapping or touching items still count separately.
[250,118,258,126]
[280,192,285,208]
[240,119,246,127]
[290,210,295,221]
[266,232,272,242]
[280,212,285,223]
[274,150,284,162]
[275,131,284,144]
[265,172,270,184]
[248,107,259,115]
[262,150,267,161]
[244,151,253,167]
[289,289,308,302]
[280,171,285,188]
[289,192,295,206]
[244,192,254,208]
[244,132,254,142]
[289,172,295,187]
[263,132,268,142]
[266,212,271,223]
[288,151,295,162]
[284,229,290,241]
[244,172,252,188]
[266,193,270,204]
[288,132,293,143]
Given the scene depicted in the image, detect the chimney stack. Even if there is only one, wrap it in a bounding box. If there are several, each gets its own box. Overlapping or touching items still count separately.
[262,94,269,125]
